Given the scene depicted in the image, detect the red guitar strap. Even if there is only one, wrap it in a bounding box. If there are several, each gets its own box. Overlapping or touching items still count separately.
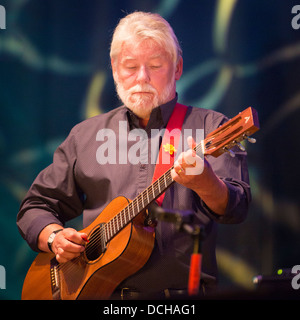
[152,103,188,206]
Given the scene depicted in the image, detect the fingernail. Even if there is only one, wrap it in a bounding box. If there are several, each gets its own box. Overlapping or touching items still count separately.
[81,234,89,242]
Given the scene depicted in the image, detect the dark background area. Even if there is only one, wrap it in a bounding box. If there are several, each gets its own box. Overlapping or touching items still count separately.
[0,0,300,299]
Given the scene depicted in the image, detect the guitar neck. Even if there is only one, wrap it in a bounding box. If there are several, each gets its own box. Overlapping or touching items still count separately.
[104,106,260,243]
[104,165,175,243]
[104,141,205,242]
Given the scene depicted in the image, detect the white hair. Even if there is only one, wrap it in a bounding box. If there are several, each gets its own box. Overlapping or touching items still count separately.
[110,11,182,65]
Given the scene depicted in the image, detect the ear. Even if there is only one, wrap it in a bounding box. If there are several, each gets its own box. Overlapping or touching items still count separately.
[175,56,183,81]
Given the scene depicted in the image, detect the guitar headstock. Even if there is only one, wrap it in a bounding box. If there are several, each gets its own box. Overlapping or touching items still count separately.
[204,107,260,157]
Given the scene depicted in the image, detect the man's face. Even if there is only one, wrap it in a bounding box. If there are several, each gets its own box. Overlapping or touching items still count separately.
[112,38,182,120]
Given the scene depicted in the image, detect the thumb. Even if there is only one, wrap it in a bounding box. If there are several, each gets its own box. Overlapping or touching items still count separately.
[187,136,196,150]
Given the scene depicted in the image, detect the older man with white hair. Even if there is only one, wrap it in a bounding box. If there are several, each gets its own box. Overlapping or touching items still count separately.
[18,11,251,299]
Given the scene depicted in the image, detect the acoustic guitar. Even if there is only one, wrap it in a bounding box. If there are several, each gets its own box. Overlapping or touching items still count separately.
[21,107,259,300]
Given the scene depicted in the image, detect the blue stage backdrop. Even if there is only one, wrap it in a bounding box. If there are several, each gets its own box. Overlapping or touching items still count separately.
[0,0,300,299]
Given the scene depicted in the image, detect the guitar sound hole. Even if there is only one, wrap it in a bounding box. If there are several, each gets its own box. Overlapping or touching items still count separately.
[85,224,106,262]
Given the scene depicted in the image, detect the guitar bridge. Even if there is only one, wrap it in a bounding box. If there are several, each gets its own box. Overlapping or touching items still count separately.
[50,257,61,300]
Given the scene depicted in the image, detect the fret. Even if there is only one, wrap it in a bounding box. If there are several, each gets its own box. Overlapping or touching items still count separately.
[122,212,125,227]
[108,220,112,237]
[122,212,126,227]
[103,225,108,243]
[152,183,156,199]
[117,215,120,232]
[108,221,112,240]
[119,213,122,229]
[119,211,122,228]
[117,214,121,231]
[105,171,173,243]
[125,207,129,222]
[127,205,131,220]
[123,209,127,225]
[121,214,124,229]
[110,221,113,238]
[112,218,115,235]
[119,214,122,230]
[106,221,109,240]
[117,216,121,232]
[132,201,136,218]
[135,200,139,214]
[133,201,137,217]
[127,206,131,222]
[167,170,172,184]
[105,225,109,242]
[132,203,136,219]
[129,202,134,219]
[126,205,130,221]
[115,216,119,233]
[141,192,145,208]
[139,191,146,209]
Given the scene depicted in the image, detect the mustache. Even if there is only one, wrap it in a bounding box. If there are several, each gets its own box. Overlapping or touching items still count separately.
[127,84,157,95]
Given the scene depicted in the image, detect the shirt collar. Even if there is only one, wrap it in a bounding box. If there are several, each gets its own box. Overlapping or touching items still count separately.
[125,93,178,129]
[159,93,178,126]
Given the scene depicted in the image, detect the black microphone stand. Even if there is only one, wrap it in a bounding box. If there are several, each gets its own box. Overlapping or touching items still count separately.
[146,204,206,296]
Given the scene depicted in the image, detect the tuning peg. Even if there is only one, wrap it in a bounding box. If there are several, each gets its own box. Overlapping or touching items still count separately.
[236,142,246,151]
[243,134,256,144]
[223,147,235,158]
[247,137,256,144]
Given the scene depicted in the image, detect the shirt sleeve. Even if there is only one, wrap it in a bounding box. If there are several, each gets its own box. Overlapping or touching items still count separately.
[195,112,252,224]
[16,127,85,251]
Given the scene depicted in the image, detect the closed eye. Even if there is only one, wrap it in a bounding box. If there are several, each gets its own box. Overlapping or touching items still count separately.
[150,65,161,69]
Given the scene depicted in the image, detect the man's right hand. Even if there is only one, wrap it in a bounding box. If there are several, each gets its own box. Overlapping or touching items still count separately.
[51,228,87,263]
[38,224,87,263]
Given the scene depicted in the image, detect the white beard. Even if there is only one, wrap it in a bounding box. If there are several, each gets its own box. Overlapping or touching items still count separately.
[115,76,176,119]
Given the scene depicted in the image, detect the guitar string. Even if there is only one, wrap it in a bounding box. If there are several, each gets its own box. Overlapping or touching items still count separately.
[51,117,251,279]
[55,169,177,279]
[55,169,174,275]
[82,140,203,254]
[63,169,172,257]
[55,143,203,275]
[87,170,171,246]
[84,162,177,249]
[55,144,203,276]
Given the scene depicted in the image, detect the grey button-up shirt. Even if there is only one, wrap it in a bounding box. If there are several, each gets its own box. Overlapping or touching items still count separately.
[17,95,251,293]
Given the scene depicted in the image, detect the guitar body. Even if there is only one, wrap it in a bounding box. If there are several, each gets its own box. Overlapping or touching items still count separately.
[21,196,155,300]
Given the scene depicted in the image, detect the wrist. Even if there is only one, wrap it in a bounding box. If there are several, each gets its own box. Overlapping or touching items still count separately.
[47,229,63,253]
[195,178,229,215]
[38,224,64,252]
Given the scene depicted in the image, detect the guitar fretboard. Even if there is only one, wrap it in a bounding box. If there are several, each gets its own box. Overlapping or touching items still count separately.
[104,167,174,242]
[103,141,206,243]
